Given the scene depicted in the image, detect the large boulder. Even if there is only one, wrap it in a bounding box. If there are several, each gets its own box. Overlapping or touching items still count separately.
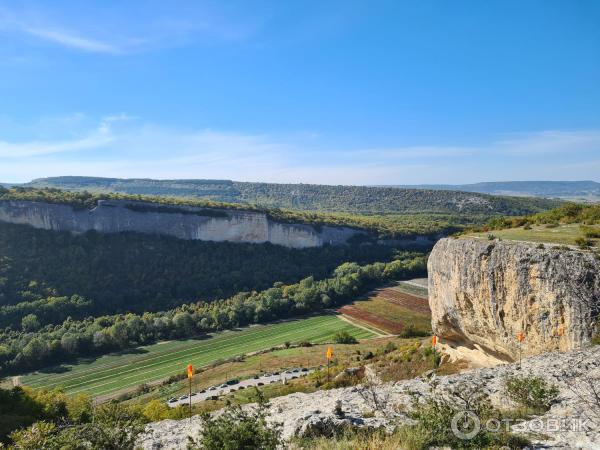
[428,237,600,361]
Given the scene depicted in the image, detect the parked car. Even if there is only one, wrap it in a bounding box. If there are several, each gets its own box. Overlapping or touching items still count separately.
[226,378,239,385]
[179,395,188,400]
[191,392,197,396]
[168,397,177,403]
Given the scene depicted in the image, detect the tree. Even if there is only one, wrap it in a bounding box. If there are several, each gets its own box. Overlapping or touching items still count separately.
[142,399,170,421]
[333,330,358,344]
[189,392,281,450]
[73,402,146,450]
[21,314,40,332]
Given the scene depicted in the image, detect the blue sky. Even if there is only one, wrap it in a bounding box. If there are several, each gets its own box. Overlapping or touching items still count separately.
[0,0,599,184]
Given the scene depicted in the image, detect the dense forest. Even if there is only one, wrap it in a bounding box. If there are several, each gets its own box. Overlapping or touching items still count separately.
[23,176,562,216]
[0,221,400,327]
[0,253,426,374]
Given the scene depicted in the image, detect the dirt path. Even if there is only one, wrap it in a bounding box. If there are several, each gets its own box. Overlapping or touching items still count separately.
[338,314,391,338]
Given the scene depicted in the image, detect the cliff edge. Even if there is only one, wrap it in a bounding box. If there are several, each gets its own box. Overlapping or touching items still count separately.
[0,199,368,249]
[428,237,600,362]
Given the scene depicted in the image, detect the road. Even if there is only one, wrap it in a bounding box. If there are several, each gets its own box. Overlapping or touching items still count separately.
[167,368,314,407]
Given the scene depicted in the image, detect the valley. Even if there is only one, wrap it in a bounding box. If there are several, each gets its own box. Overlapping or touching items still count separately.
[0,188,598,449]
[2,6,598,448]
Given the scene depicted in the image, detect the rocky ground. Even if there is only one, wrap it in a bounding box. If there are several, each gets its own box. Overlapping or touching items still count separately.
[139,346,600,449]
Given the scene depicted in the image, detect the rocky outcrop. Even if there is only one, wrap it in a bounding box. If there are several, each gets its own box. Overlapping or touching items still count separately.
[428,238,600,361]
[0,200,370,249]
[139,346,600,449]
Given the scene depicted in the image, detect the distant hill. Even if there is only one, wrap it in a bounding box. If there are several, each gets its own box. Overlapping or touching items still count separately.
[24,176,562,216]
[396,181,600,201]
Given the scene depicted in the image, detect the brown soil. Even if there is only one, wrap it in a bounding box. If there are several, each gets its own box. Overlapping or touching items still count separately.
[338,305,404,334]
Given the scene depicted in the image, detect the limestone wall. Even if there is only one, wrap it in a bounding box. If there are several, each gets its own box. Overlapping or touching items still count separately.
[428,237,600,360]
[0,199,363,249]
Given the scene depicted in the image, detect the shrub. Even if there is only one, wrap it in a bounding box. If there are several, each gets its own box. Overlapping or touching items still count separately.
[332,331,358,344]
[383,342,397,354]
[581,225,600,239]
[505,375,559,412]
[398,324,429,338]
[188,391,281,450]
[421,347,441,367]
[575,237,592,249]
[363,351,374,360]
[404,383,527,449]
[8,402,146,450]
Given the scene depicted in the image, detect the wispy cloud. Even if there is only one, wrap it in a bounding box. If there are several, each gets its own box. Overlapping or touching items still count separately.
[23,27,120,54]
[0,3,259,54]
[493,130,600,156]
[1,115,599,184]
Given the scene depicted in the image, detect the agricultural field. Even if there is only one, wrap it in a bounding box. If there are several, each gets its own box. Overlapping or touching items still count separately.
[338,281,431,336]
[18,315,374,398]
[129,336,404,408]
[468,223,600,248]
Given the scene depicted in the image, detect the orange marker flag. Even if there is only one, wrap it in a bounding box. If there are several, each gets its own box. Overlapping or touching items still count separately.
[326,345,333,361]
[517,332,525,343]
[432,335,437,346]
[187,364,194,379]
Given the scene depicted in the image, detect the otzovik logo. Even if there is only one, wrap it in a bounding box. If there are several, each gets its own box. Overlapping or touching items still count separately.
[451,410,481,440]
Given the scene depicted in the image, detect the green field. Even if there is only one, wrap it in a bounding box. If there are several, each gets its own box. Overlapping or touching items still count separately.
[20,315,373,398]
[469,223,600,247]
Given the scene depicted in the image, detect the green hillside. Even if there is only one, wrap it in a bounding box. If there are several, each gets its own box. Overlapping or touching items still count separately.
[24,176,562,216]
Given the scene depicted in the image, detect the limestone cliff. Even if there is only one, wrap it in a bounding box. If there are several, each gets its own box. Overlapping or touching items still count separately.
[428,237,600,361]
[0,199,375,249]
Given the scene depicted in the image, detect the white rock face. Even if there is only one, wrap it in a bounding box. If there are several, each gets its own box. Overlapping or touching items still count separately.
[140,347,600,449]
[0,200,364,249]
[428,238,600,360]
